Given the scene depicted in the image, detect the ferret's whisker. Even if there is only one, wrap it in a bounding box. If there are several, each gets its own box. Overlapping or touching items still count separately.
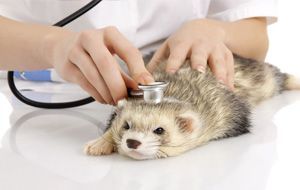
[146,142,160,146]
[162,137,203,148]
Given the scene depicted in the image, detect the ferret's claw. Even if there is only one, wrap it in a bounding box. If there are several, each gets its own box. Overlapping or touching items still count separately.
[84,138,114,156]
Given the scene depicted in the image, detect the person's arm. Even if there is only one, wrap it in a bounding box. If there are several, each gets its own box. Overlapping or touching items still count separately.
[0,16,154,104]
[148,17,268,90]
[0,16,59,70]
[222,17,268,61]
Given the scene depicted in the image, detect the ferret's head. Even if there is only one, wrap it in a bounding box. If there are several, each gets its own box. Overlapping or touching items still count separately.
[108,99,202,160]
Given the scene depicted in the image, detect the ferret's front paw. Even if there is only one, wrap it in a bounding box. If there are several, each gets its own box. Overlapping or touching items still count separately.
[84,138,115,156]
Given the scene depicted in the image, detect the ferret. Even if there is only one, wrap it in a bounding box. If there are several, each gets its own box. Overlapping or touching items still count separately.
[84,55,300,160]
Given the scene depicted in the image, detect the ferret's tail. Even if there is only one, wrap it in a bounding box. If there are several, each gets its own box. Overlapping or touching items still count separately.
[284,74,300,90]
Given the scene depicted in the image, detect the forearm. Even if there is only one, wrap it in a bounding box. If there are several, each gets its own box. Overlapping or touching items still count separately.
[224,17,268,61]
[0,16,72,71]
[194,18,268,61]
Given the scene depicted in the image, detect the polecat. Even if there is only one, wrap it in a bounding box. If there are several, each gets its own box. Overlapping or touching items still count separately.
[84,55,300,160]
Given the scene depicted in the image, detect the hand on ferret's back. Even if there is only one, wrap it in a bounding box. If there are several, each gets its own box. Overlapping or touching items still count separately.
[147,19,234,90]
[147,18,268,91]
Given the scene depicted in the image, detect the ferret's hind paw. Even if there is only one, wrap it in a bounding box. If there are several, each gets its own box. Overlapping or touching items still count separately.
[84,138,115,156]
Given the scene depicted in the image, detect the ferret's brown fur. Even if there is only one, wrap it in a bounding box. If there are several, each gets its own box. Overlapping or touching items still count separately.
[84,55,300,160]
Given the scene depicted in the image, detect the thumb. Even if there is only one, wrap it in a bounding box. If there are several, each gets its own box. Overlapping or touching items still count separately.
[147,42,168,73]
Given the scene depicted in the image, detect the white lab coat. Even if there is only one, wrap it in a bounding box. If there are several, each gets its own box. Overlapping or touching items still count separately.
[0,0,277,54]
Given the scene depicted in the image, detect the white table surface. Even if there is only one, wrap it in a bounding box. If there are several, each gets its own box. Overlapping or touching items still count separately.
[1,1,300,190]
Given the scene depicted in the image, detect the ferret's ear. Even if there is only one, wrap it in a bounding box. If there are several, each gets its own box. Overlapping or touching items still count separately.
[176,111,200,133]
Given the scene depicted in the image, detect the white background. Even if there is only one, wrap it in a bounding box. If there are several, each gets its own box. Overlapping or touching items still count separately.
[1,1,300,190]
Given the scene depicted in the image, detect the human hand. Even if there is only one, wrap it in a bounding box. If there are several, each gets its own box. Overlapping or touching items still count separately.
[44,26,154,104]
[147,19,234,90]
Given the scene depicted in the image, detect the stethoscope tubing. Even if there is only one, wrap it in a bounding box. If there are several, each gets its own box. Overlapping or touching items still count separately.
[7,0,103,109]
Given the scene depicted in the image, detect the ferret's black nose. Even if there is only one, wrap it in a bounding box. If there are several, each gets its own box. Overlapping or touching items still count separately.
[126,139,141,149]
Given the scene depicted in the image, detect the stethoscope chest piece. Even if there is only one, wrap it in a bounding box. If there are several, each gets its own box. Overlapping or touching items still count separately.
[129,81,169,103]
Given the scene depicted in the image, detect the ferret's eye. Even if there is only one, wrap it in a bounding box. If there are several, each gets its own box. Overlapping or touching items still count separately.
[153,127,165,135]
[123,122,130,130]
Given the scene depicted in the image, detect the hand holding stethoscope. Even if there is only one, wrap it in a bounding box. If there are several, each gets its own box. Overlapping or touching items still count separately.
[47,26,154,105]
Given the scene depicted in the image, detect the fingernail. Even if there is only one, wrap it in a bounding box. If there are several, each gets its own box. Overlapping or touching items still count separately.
[143,74,154,84]
[195,65,206,73]
[229,79,235,91]
[230,84,235,91]
[218,79,226,84]
[167,69,177,74]
[134,73,152,85]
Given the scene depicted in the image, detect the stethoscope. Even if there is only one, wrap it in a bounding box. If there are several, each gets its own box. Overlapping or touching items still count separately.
[7,0,168,109]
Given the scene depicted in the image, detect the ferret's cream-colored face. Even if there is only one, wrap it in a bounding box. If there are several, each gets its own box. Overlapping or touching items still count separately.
[110,100,201,160]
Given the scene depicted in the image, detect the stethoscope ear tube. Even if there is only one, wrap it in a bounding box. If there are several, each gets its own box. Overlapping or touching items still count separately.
[7,71,95,109]
[7,0,103,109]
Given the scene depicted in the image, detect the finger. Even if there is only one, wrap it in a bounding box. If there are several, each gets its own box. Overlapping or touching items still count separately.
[190,43,209,73]
[166,43,190,73]
[81,37,128,103]
[208,50,228,86]
[69,46,114,104]
[103,27,154,84]
[224,50,235,90]
[67,62,105,103]
[147,42,168,73]
[118,66,138,90]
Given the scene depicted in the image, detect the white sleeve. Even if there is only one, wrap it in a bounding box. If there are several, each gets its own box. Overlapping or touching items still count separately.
[0,2,32,21]
[207,0,277,24]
